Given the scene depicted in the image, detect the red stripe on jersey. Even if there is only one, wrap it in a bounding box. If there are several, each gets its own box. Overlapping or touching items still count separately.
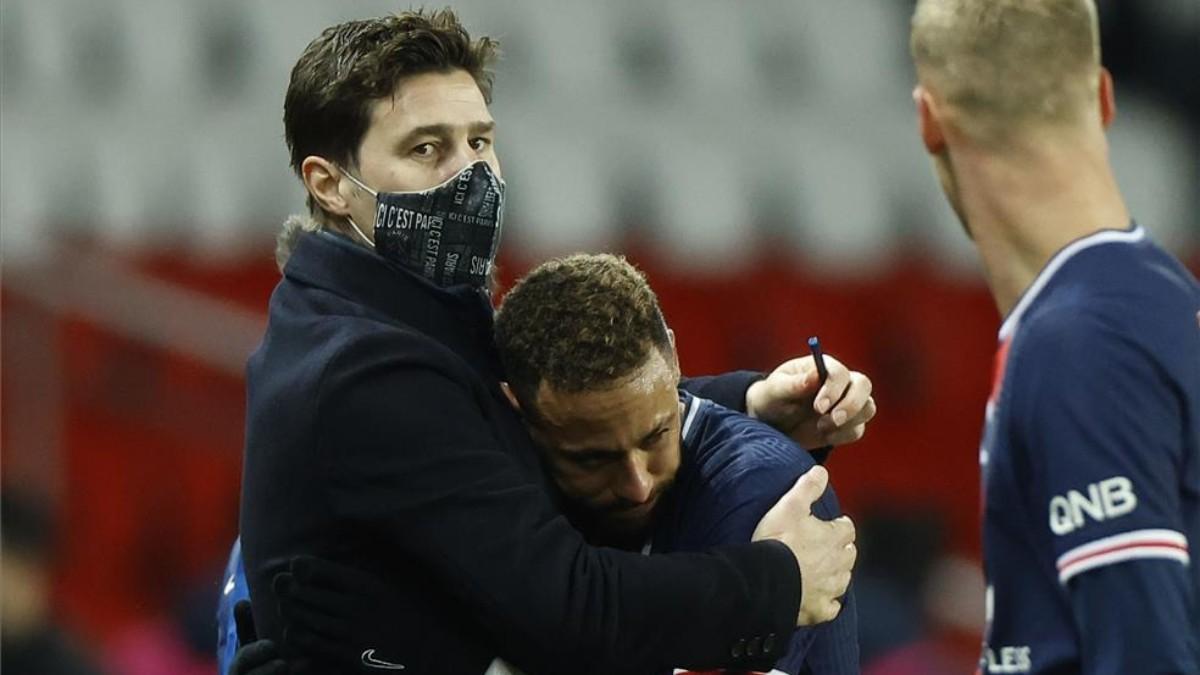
[1057,538,1189,571]
[988,339,1011,404]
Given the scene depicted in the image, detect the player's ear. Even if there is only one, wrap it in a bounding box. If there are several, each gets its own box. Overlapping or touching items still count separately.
[499,382,521,412]
[1098,67,1117,129]
[914,85,946,155]
[302,156,354,217]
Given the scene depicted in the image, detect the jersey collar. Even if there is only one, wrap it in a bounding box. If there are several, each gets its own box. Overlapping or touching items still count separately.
[679,391,706,448]
[998,222,1144,341]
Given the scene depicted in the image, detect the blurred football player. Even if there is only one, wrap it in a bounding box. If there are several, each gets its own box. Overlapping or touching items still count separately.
[910,0,1200,672]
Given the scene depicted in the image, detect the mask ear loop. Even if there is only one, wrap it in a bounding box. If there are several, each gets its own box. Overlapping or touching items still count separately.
[339,168,378,249]
[345,217,375,249]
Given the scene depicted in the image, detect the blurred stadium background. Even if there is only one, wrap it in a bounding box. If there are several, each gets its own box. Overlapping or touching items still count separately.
[1,1,1196,673]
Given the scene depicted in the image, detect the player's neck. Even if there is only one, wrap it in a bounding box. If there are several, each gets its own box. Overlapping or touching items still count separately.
[956,132,1129,317]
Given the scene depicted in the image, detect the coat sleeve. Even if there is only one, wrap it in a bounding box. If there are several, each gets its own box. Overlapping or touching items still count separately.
[320,338,799,675]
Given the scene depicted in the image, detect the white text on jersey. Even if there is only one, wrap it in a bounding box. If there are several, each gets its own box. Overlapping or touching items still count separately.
[1048,476,1137,535]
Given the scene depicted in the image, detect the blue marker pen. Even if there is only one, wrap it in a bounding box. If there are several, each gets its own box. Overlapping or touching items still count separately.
[808,336,829,386]
[808,336,833,462]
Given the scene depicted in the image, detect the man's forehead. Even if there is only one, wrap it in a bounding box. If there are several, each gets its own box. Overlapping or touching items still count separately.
[534,355,679,440]
[372,70,492,130]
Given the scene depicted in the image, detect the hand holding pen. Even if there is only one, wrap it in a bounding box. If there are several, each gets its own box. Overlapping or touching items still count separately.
[745,337,878,453]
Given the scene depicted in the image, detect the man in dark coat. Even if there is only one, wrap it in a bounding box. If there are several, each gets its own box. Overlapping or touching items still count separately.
[237,9,874,675]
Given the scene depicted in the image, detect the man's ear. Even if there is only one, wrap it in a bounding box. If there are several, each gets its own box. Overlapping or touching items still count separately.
[914,85,947,155]
[302,156,353,218]
[499,382,521,413]
[1099,67,1117,129]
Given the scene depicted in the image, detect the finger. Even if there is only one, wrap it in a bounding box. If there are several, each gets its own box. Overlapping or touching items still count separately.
[816,397,875,441]
[238,658,289,675]
[272,571,297,618]
[229,638,279,671]
[834,541,858,579]
[234,599,258,646]
[816,388,876,437]
[785,465,829,512]
[818,597,844,624]
[814,357,852,415]
[265,661,290,675]
[832,569,853,597]
[830,595,845,617]
[754,465,831,541]
[827,373,873,426]
[823,422,867,447]
[832,515,856,545]
[259,660,290,675]
[772,356,815,379]
[766,369,819,408]
[841,396,877,428]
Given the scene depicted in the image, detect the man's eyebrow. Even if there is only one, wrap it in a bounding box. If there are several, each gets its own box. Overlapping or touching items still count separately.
[562,447,624,461]
[469,120,496,135]
[637,416,672,446]
[396,123,453,147]
[396,120,495,147]
[557,412,673,458]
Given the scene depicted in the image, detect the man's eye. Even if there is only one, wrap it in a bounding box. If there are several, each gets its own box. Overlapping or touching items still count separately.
[411,143,436,158]
[469,137,492,151]
[572,455,610,469]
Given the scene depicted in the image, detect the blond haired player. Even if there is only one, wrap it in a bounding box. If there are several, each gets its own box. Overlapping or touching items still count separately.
[910,1,1199,673]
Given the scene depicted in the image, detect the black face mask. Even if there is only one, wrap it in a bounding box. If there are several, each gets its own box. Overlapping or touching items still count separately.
[343,161,505,289]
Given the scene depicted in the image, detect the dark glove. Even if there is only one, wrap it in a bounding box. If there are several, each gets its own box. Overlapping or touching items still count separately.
[273,556,496,675]
[230,600,288,675]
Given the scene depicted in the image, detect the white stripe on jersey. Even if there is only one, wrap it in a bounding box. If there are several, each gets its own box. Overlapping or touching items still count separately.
[485,658,527,675]
[1056,528,1190,585]
[681,396,706,444]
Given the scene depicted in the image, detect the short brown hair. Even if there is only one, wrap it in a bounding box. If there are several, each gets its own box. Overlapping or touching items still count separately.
[910,0,1100,141]
[494,254,673,417]
[284,8,498,223]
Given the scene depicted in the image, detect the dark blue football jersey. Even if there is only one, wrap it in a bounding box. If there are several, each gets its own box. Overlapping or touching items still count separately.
[653,392,860,675]
[979,224,1200,674]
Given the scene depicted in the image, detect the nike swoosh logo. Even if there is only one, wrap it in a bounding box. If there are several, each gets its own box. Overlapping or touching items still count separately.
[361,649,406,670]
[223,576,236,595]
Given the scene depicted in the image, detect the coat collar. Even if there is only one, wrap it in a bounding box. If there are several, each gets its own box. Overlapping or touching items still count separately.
[284,230,501,379]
